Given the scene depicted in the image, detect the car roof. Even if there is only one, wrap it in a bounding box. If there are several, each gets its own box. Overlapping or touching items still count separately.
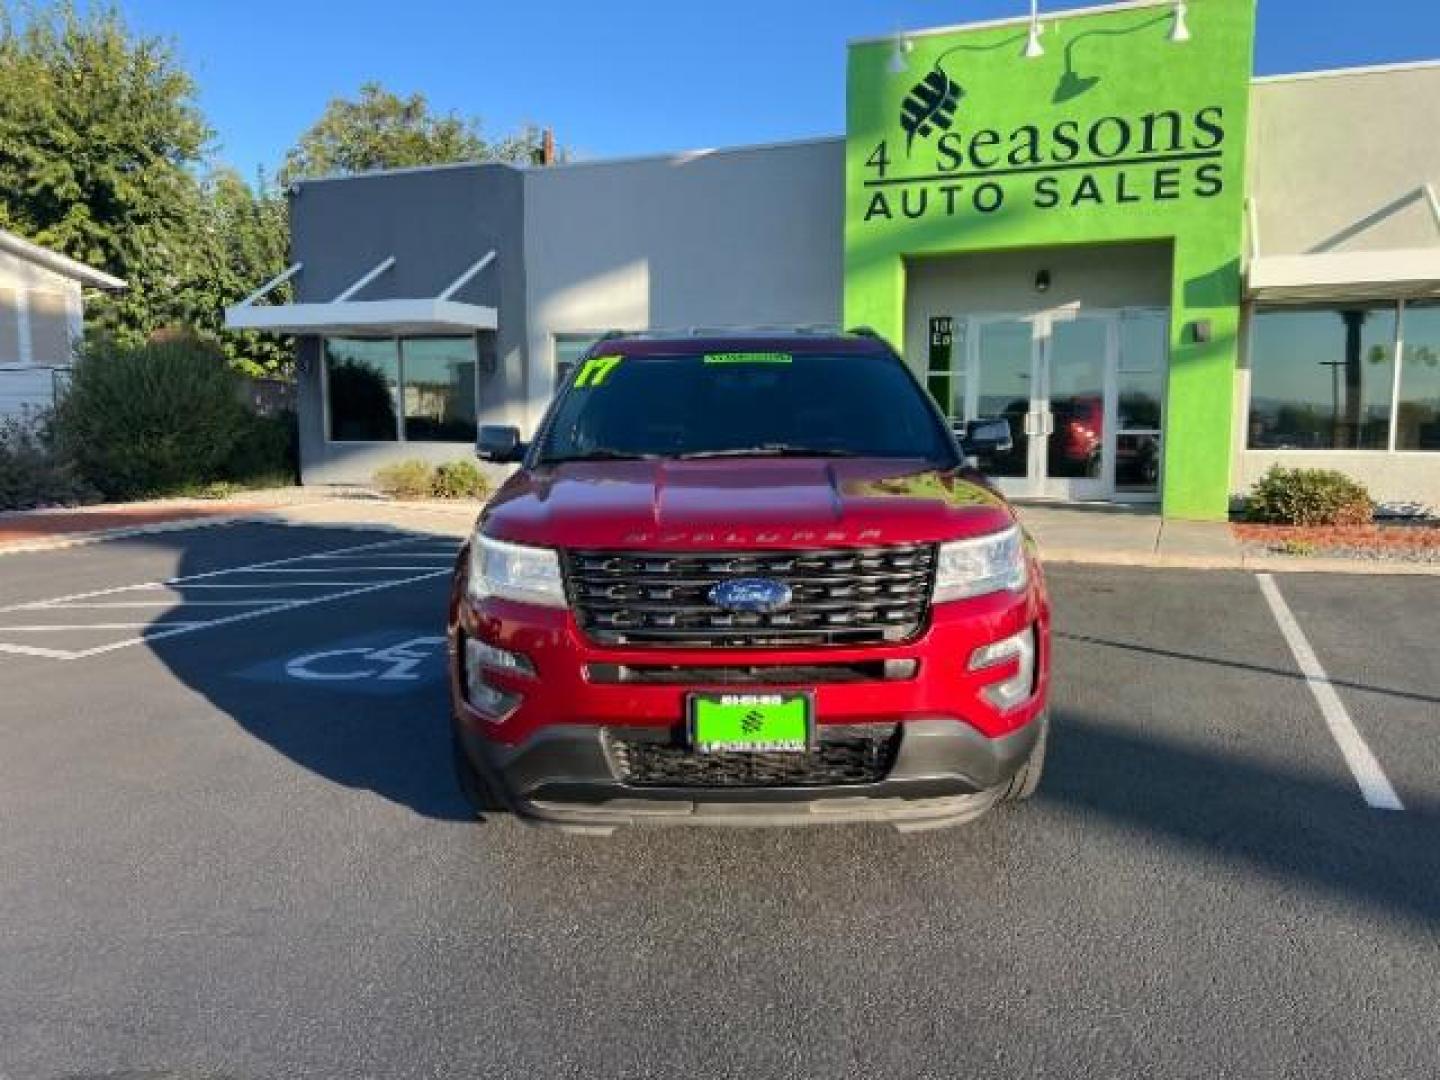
[587,328,896,359]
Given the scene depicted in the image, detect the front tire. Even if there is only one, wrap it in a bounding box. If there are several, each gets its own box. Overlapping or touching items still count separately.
[452,730,506,818]
[1001,711,1049,802]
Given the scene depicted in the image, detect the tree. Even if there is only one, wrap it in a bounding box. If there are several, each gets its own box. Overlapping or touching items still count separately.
[186,167,292,376]
[281,82,550,184]
[0,2,211,347]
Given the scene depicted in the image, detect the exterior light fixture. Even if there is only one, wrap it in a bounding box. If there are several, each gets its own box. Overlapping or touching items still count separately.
[1024,0,1045,58]
[888,36,914,74]
[1169,0,1191,43]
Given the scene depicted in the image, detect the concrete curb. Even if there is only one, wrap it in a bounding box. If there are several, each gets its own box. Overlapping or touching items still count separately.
[0,513,261,557]
[0,502,430,556]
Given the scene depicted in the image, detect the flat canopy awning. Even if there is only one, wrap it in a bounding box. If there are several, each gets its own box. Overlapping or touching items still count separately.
[224,252,498,336]
[225,297,498,336]
[1248,247,1440,303]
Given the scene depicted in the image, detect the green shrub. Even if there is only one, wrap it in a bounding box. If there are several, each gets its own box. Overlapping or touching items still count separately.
[431,459,490,500]
[0,411,97,510]
[1245,466,1373,526]
[222,411,297,486]
[373,460,435,499]
[54,335,251,500]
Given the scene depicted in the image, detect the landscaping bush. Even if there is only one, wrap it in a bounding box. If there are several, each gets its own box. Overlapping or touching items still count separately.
[222,410,298,487]
[0,411,96,510]
[373,459,492,500]
[431,459,490,500]
[54,335,251,499]
[1245,466,1374,526]
[373,459,435,500]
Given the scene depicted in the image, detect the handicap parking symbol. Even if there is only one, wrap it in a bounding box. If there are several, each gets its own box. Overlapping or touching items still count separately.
[239,631,448,695]
[285,636,445,682]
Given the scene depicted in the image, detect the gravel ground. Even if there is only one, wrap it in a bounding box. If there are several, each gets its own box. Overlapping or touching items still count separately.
[1234,521,1440,563]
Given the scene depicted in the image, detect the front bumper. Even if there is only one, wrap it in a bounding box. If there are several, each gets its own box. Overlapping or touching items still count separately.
[456,714,1045,832]
[448,555,1051,831]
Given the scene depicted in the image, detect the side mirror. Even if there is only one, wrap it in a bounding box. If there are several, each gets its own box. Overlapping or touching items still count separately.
[958,417,1013,459]
[476,425,526,464]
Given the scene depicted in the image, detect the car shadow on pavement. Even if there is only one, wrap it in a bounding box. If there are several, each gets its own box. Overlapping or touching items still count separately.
[1043,710,1440,925]
[130,524,1438,920]
[142,524,476,823]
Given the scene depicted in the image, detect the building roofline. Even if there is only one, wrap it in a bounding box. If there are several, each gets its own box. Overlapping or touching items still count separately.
[849,0,1171,45]
[287,136,843,189]
[0,228,126,290]
[525,136,842,175]
[1253,58,1440,84]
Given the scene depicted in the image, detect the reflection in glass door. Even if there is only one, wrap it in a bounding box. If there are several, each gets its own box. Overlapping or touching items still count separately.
[1045,315,1110,500]
[939,306,1169,503]
[972,319,1037,485]
[1115,311,1168,495]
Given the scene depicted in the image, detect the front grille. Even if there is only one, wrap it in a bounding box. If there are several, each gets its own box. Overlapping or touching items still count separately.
[606,724,900,788]
[585,660,917,685]
[564,545,937,647]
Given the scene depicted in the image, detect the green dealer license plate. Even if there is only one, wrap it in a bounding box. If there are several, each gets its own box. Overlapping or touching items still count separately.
[689,692,813,754]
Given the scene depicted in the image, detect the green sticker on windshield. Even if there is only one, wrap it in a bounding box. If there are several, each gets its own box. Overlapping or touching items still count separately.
[703,352,793,365]
[574,355,622,387]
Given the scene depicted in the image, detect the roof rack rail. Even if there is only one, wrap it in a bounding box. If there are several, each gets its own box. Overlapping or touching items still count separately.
[591,323,847,341]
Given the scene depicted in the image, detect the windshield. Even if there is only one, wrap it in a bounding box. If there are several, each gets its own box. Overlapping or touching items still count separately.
[536,351,957,465]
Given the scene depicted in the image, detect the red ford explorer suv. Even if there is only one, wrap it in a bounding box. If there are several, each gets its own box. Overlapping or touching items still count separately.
[448,330,1050,833]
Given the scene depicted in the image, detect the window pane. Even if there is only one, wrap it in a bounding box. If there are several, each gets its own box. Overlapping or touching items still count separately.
[555,334,603,392]
[1247,306,1397,450]
[325,338,398,442]
[402,337,477,442]
[1118,311,1167,431]
[1397,302,1440,452]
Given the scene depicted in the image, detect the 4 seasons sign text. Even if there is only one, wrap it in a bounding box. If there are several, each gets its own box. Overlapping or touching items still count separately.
[861,105,1229,222]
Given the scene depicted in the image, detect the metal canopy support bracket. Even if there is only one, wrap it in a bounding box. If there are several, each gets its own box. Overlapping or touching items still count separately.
[236,262,302,309]
[1424,182,1440,232]
[333,256,396,302]
[439,251,497,301]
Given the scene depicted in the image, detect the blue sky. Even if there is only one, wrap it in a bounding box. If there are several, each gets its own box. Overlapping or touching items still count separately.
[102,0,1440,179]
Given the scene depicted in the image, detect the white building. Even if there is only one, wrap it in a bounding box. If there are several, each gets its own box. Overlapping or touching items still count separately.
[0,227,126,419]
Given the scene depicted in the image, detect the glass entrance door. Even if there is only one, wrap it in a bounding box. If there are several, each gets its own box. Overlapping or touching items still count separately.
[971,319,1038,489]
[1043,313,1111,500]
[946,307,1168,502]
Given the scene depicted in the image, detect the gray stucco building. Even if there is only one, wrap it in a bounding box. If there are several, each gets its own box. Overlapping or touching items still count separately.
[227,16,1440,516]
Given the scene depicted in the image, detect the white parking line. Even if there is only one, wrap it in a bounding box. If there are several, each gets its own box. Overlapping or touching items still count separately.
[64,570,450,659]
[1256,573,1404,811]
[0,535,436,613]
[0,533,461,661]
[221,566,451,573]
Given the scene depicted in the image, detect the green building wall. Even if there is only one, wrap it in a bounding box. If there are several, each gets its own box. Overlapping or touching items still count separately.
[844,0,1258,519]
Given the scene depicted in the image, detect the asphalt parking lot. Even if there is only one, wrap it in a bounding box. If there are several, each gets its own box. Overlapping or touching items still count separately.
[1,522,1437,1079]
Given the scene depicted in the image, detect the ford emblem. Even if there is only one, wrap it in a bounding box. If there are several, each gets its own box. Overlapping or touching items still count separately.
[708,577,793,613]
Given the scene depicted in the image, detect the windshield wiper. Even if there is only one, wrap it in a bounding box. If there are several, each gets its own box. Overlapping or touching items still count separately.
[675,445,862,460]
[538,450,665,465]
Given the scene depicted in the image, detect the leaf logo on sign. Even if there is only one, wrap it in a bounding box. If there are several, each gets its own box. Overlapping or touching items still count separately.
[900,66,963,154]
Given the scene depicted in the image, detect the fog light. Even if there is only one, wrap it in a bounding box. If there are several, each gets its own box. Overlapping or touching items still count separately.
[969,626,1036,711]
[465,637,534,675]
[464,637,528,718]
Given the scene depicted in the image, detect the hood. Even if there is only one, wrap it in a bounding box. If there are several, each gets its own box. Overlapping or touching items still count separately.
[481,458,1015,550]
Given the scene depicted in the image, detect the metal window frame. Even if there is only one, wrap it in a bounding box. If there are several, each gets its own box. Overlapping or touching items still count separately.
[320,332,482,446]
[1242,299,1423,456]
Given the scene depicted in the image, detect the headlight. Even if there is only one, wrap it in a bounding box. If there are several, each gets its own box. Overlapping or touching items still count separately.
[933,525,1028,603]
[467,535,566,608]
